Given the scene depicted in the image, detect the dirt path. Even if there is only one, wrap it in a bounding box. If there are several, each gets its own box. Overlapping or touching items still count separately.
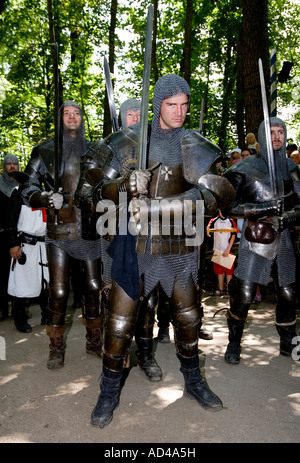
[0,291,299,446]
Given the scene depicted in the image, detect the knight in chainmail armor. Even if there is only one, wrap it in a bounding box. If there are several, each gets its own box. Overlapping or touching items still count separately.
[19,101,103,369]
[223,117,300,364]
[118,98,141,129]
[0,153,20,322]
[83,74,236,428]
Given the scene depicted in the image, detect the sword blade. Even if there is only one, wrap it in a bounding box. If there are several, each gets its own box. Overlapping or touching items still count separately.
[103,56,119,132]
[137,4,154,170]
[54,42,60,192]
[258,58,278,197]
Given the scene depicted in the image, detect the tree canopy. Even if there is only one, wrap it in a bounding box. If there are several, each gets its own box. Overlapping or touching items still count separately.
[0,0,299,169]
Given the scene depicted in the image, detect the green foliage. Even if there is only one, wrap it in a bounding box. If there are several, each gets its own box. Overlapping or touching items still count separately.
[0,0,299,169]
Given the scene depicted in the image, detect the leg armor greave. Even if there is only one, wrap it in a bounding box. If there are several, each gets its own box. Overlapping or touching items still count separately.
[135,289,157,341]
[274,283,297,325]
[47,244,70,326]
[171,277,200,358]
[81,259,102,320]
[273,282,298,356]
[228,276,257,320]
[103,281,140,371]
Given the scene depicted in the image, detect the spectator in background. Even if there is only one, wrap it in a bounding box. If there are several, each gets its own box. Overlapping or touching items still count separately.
[215,160,227,176]
[241,147,252,159]
[290,150,300,165]
[207,209,238,297]
[246,132,260,155]
[226,148,241,168]
[286,143,297,158]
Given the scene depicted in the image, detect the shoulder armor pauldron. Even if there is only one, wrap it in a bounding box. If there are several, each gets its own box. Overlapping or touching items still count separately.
[181,130,223,183]
[106,127,139,162]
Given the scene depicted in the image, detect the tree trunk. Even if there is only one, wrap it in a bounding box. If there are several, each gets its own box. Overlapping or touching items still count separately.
[236,31,245,148]
[218,41,236,153]
[103,0,118,138]
[240,0,269,138]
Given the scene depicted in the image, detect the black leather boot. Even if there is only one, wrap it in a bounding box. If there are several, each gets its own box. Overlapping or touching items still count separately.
[276,323,300,358]
[136,338,162,382]
[224,314,245,364]
[178,353,223,411]
[90,367,123,428]
[13,297,32,333]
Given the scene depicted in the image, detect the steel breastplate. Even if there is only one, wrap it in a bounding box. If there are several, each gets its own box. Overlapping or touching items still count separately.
[148,160,191,198]
[137,160,196,255]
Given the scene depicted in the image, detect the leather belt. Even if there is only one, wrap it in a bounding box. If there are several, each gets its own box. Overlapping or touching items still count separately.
[19,231,45,245]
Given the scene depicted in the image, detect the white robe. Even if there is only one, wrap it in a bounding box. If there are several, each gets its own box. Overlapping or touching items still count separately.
[8,206,49,298]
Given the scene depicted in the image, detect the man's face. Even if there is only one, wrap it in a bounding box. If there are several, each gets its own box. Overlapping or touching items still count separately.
[271,125,285,151]
[126,109,140,127]
[159,94,189,130]
[63,105,82,134]
[6,161,19,175]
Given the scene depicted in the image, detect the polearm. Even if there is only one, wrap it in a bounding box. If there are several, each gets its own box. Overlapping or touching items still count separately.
[103,56,120,133]
[258,58,278,198]
[137,4,154,170]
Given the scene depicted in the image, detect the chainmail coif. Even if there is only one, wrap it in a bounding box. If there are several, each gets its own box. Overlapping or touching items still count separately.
[258,116,295,183]
[119,98,141,128]
[0,153,20,197]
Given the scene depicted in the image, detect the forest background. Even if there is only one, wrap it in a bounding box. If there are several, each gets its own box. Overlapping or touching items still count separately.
[0,0,299,169]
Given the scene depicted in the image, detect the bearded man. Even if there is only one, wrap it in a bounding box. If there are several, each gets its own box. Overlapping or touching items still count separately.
[19,101,103,369]
[224,117,300,364]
